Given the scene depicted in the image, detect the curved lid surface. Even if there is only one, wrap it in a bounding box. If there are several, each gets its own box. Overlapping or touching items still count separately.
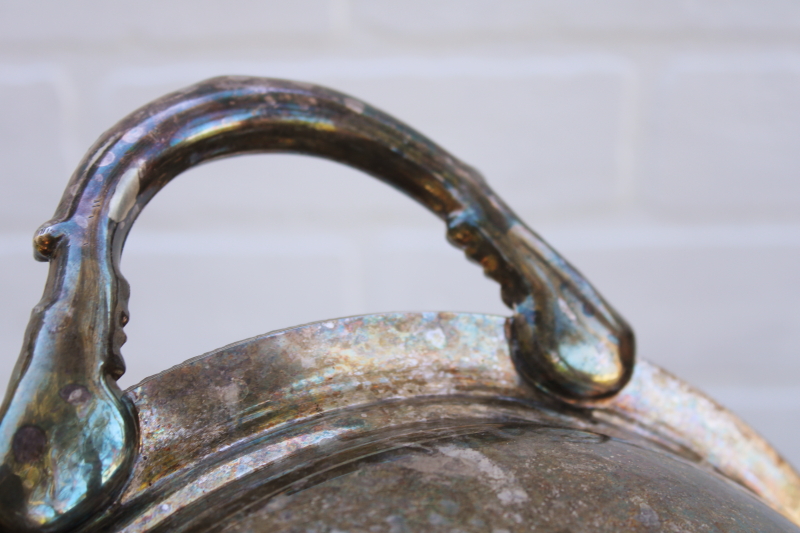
[72,312,800,531]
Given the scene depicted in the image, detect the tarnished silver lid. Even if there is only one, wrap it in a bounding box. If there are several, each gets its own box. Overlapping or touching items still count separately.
[110,312,799,532]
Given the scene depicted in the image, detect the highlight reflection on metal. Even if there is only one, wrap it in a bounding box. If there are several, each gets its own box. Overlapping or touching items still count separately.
[0,76,797,532]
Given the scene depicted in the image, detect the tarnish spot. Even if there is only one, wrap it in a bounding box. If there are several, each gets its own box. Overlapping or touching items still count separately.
[424,328,446,349]
[13,425,47,463]
[59,384,91,405]
[437,445,529,505]
[122,127,146,144]
[74,215,89,229]
[635,501,661,528]
[401,443,529,506]
[98,152,116,167]
[219,383,240,408]
[109,166,141,222]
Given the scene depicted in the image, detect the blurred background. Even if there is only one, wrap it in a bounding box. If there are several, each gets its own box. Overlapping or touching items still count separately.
[0,1,798,465]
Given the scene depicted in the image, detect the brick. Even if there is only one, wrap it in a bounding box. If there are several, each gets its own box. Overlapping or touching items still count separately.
[0,68,67,234]
[0,0,332,45]
[135,0,332,43]
[4,0,800,47]
[352,0,800,37]
[361,227,509,316]
[116,230,359,389]
[645,56,800,219]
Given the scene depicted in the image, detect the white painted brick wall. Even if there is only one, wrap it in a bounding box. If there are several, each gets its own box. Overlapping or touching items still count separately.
[353,0,800,35]
[1,1,798,466]
[647,55,800,218]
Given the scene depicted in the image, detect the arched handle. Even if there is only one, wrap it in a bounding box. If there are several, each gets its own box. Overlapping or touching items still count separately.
[0,76,634,532]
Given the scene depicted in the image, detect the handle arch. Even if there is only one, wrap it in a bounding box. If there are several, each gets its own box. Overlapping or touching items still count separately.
[0,76,634,532]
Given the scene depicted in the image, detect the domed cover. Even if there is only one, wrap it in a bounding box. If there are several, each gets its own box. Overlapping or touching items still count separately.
[82,313,800,532]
